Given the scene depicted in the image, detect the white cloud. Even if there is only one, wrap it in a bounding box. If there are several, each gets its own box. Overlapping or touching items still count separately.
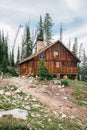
[65,0,81,11]
[0,0,87,57]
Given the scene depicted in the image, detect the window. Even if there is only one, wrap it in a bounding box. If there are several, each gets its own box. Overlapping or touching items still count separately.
[67,62,77,67]
[54,51,58,56]
[38,54,45,59]
[56,62,59,68]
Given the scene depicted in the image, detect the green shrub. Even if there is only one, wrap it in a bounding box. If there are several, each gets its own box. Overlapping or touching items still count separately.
[8,69,18,77]
[1,67,18,77]
[46,72,53,80]
[37,59,53,80]
[61,79,68,86]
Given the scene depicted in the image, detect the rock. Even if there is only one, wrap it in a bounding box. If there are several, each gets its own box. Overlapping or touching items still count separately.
[33,104,40,108]
[61,85,65,88]
[48,118,52,122]
[16,89,21,93]
[53,111,58,115]
[53,80,61,85]
[61,113,67,118]
[63,97,68,100]
[5,92,11,96]
[58,85,62,88]
[43,85,48,88]
[28,77,35,84]
[70,115,75,119]
[56,93,59,96]
[63,75,68,79]
[29,84,37,88]
[32,97,37,102]
[0,108,28,120]
[21,76,26,79]
[0,90,4,95]
[24,106,31,110]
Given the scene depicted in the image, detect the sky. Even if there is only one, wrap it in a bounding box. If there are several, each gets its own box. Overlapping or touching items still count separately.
[0,0,87,57]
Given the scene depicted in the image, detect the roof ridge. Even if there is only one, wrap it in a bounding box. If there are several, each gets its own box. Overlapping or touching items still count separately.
[19,39,80,64]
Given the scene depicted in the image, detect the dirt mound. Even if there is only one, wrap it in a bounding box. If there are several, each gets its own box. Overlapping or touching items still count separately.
[1,77,87,121]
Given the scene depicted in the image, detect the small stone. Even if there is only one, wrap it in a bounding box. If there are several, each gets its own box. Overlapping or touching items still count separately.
[29,77,35,84]
[48,118,52,122]
[24,106,31,110]
[5,92,11,96]
[29,84,37,88]
[53,80,61,85]
[56,93,59,96]
[70,115,74,119]
[61,113,67,118]
[0,90,4,95]
[53,111,58,115]
[16,89,21,93]
[58,85,62,88]
[63,97,68,100]
[62,85,65,88]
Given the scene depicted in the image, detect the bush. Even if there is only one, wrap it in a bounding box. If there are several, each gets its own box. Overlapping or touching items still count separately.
[8,69,18,77]
[1,67,18,77]
[61,79,68,86]
[46,72,53,80]
[37,59,53,80]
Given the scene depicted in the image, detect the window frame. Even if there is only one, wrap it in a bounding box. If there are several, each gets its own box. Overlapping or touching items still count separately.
[56,62,59,68]
[54,50,59,56]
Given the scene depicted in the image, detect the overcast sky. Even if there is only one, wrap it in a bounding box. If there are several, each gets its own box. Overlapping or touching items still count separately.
[0,0,87,54]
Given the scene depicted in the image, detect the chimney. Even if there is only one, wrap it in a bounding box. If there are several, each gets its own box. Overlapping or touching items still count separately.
[36,41,45,52]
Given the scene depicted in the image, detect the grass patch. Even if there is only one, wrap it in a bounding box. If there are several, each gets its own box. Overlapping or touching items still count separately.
[61,79,68,86]
[68,79,87,106]
[9,85,17,91]
[0,116,30,130]
[0,103,15,110]
[18,91,27,97]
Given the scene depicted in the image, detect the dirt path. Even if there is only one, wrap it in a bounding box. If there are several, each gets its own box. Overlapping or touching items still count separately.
[1,77,87,121]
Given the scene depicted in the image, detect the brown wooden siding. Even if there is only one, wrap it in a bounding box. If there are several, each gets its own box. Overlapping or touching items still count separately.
[19,41,79,77]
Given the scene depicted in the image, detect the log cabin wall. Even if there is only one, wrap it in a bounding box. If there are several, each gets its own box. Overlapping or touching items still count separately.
[19,60,34,76]
[31,41,78,76]
[19,40,80,77]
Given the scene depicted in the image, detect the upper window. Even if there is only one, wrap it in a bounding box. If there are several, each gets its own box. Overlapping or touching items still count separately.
[54,51,58,56]
[38,54,45,59]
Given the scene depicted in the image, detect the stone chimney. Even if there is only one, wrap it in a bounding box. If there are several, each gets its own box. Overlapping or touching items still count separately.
[36,41,45,52]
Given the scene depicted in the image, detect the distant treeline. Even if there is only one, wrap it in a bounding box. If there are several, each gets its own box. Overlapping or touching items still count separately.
[0,13,87,81]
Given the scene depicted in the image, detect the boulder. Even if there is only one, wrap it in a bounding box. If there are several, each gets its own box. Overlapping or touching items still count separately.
[53,80,61,85]
[0,108,28,120]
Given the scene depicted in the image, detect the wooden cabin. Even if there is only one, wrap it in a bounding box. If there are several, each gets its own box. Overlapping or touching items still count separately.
[19,40,80,79]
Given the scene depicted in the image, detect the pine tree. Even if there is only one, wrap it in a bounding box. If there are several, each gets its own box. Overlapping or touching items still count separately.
[16,46,20,65]
[2,55,8,73]
[72,37,78,56]
[79,49,87,81]
[37,15,44,41]
[44,13,53,45]
[0,31,2,65]
[21,24,32,58]
[0,31,9,72]
[11,50,15,67]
